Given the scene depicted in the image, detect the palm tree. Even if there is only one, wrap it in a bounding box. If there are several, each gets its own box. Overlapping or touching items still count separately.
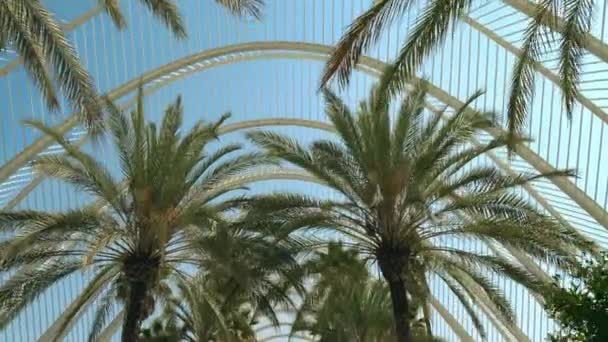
[0,90,269,341]
[141,218,307,342]
[0,0,264,129]
[320,0,594,145]
[245,68,597,341]
[293,243,443,342]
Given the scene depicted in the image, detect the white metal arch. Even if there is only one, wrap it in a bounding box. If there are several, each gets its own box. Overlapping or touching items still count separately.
[2,41,604,232]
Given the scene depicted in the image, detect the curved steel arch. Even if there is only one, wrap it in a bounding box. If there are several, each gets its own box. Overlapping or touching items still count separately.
[258,334,314,342]
[2,41,604,231]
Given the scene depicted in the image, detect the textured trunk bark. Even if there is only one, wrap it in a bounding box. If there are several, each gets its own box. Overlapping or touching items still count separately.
[386,274,412,342]
[121,281,147,342]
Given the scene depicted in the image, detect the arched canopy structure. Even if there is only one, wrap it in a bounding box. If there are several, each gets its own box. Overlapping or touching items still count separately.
[2,1,608,341]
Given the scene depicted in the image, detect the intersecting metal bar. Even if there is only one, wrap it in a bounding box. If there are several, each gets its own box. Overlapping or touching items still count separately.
[462,15,608,125]
[429,296,475,342]
[503,0,608,64]
[4,41,604,232]
[97,310,123,342]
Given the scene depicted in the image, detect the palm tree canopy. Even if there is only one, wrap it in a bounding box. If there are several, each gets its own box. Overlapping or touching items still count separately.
[293,243,445,342]
[0,90,269,340]
[1,0,104,128]
[141,218,308,342]
[245,71,598,338]
[320,0,595,146]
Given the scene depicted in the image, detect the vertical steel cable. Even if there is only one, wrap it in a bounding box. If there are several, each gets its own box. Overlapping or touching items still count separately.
[566,100,574,170]
[6,78,17,159]
[138,2,148,76]
[127,0,138,78]
[537,77,546,152]
[321,0,325,45]
[584,112,595,192]
[119,6,128,83]
[575,106,585,186]
[483,34,490,110]
[594,123,604,202]
[546,84,555,163]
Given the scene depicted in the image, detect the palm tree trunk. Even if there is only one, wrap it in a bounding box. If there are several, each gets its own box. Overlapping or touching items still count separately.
[386,274,412,342]
[121,281,148,342]
[379,256,412,342]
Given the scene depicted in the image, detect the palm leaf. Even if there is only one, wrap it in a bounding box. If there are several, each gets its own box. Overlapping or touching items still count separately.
[215,0,265,19]
[320,0,415,87]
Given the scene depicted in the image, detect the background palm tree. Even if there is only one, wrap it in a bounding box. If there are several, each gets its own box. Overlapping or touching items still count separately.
[293,243,444,342]
[0,0,265,129]
[0,90,269,341]
[245,66,596,341]
[140,218,307,342]
[320,0,594,145]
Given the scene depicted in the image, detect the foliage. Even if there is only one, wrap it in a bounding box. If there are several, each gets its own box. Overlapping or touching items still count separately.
[0,90,269,341]
[141,219,308,342]
[293,243,444,342]
[245,63,597,340]
[320,0,595,149]
[0,0,264,129]
[546,254,608,342]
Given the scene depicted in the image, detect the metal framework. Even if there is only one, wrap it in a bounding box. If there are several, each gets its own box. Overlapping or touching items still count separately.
[3,1,608,340]
[7,40,607,341]
[3,41,604,228]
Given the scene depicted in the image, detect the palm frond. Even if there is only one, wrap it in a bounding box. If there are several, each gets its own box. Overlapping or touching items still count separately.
[506,0,554,148]
[0,1,58,110]
[215,0,265,19]
[139,0,186,38]
[98,0,126,29]
[0,260,81,328]
[88,285,118,342]
[438,274,487,339]
[376,0,472,97]
[320,0,415,87]
[16,0,104,129]
[53,266,118,340]
[559,0,594,117]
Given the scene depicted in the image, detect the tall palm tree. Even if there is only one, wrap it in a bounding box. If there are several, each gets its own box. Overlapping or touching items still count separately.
[0,0,264,128]
[245,68,597,341]
[0,91,269,341]
[320,0,594,145]
[293,243,443,342]
[141,218,307,342]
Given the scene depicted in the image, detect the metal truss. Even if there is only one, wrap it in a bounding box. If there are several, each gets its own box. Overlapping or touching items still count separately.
[4,2,608,340]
